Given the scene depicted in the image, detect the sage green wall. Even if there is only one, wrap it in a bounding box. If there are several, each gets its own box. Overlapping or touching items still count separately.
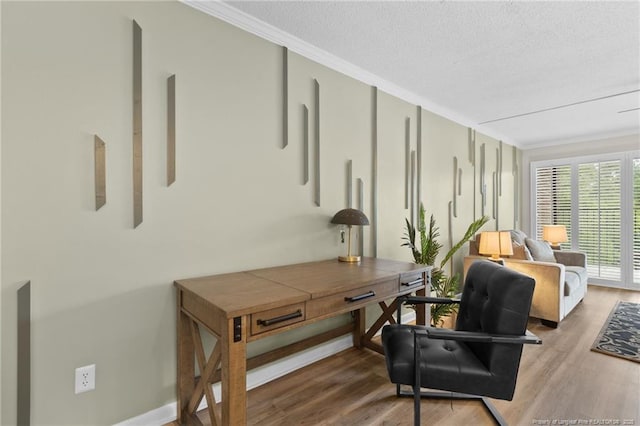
[0,1,520,424]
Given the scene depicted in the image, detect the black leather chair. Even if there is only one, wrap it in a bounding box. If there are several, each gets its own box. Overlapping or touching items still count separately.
[382,260,541,425]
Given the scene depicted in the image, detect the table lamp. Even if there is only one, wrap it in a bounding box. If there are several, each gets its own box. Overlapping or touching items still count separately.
[543,225,567,250]
[479,231,513,262]
[330,208,370,262]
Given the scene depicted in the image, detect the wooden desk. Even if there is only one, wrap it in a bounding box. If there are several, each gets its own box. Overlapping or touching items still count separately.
[174,257,431,425]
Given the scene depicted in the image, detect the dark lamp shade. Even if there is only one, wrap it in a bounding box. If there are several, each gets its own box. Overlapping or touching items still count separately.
[330,208,370,226]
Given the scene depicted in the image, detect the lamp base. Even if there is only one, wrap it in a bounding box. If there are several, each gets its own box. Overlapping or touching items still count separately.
[338,255,361,263]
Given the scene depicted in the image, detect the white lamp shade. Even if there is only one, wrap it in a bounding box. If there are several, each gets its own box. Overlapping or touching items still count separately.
[542,225,568,245]
[479,231,513,259]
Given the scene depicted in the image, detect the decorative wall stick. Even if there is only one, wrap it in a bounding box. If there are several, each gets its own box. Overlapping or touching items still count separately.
[498,141,503,196]
[347,159,353,208]
[458,168,462,196]
[469,128,476,220]
[302,104,309,185]
[416,106,422,210]
[167,74,176,186]
[282,46,288,149]
[480,143,486,216]
[513,145,519,226]
[314,78,320,207]
[133,20,143,228]
[404,117,410,209]
[447,202,454,275]
[410,150,416,225]
[17,281,31,426]
[94,135,106,210]
[453,156,458,218]
[357,178,364,257]
[491,172,498,231]
[371,86,378,258]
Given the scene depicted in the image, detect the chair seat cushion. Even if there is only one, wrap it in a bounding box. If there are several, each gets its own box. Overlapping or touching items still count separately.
[382,325,492,393]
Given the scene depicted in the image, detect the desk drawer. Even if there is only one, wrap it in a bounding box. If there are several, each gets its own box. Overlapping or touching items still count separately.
[399,271,425,291]
[251,303,306,336]
[306,278,397,319]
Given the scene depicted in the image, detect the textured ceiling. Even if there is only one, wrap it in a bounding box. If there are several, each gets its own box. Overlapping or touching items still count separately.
[211,1,640,149]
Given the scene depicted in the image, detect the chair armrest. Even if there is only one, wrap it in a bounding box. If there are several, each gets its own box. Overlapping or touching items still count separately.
[414,327,541,345]
[554,250,586,267]
[401,295,461,305]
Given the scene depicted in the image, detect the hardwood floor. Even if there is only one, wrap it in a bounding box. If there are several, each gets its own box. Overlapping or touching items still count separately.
[187,286,640,425]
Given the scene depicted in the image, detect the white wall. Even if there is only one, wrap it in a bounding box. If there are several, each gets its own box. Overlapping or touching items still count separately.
[1,2,519,424]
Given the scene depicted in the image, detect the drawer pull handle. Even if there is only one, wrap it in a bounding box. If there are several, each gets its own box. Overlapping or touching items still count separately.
[402,278,424,287]
[345,291,376,303]
[257,310,303,327]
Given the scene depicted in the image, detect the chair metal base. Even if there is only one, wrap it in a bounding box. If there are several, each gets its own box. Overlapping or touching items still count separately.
[396,384,507,426]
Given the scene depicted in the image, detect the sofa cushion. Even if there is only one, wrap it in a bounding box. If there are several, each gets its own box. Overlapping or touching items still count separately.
[564,270,582,296]
[565,266,588,284]
[509,242,533,260]
[525,238,556,263]
[510,230,528,246]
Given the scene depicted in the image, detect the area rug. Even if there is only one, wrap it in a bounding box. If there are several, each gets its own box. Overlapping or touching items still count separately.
[590,301,640,363]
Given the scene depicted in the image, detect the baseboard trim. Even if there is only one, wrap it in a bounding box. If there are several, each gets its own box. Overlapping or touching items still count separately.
[114,311,416,425]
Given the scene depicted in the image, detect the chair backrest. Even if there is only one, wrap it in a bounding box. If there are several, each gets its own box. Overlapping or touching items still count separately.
[456,260,535,396]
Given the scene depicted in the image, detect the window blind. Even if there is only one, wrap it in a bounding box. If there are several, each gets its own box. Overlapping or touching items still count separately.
[578,161,621,281]
[634,158,640,284]
[535,165,572,249]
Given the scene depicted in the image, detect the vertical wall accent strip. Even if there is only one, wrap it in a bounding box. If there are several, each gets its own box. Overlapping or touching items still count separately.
[302,104,309,185]
[346,159,353,208]
[357,178,364,257]
[498,140,503,196]
[132,20,143,228]
[469,128,476,220]
[480,143,486,217]
[314,79,320,206]
[167,74,176,186]
[404,117,410,209]
[495,148,500,228]
[416,106,422,210]
[371,86,378,257]
[282,46,288,149]
[492,171,497,222]
[410,151,416,225]
[458,168,462,196]
[453,156,458,218]
[94,135,106,210]
[513,145,519,227]
[17,281,31,426]
[447,202,454,275]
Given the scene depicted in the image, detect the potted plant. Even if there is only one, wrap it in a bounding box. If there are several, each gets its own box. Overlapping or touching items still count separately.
[402,203,488,326]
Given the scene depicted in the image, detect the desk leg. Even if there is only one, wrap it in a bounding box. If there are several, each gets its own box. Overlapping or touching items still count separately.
[177,291,195,424]
[352,307,366,348]
[416,271,429,326]
[221,316,247,426]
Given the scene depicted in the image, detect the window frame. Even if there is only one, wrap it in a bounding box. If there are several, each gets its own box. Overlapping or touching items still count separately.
[530,150,639,289]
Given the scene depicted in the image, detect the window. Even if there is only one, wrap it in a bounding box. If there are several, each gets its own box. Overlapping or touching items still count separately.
[534,165,572,249]
[578,161,621,280]
[532,152,639,289]
[634,158,640,284]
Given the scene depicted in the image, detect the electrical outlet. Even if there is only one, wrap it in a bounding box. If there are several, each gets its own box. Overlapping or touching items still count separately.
[75,364,95,394]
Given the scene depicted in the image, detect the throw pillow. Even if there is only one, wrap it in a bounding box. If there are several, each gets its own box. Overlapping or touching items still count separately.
[510,230,528,246]
[509,242,529,260]
[525,238,556,263]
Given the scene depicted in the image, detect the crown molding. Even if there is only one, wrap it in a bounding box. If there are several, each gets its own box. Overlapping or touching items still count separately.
[181,1,514,146]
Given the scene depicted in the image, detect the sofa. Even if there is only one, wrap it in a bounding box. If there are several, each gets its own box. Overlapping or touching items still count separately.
[464,230,588,328]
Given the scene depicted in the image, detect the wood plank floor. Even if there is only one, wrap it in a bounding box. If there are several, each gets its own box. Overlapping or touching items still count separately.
[185,285,640,425]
